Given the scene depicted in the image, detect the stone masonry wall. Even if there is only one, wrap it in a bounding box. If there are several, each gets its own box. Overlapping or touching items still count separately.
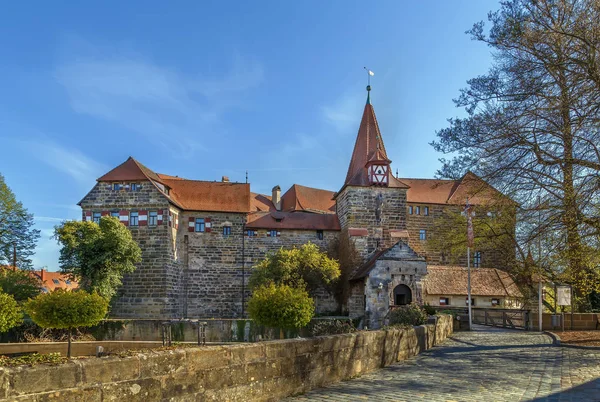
[0,316,454,402]
[336,186,407,258]
[80,180,179,318]
[176,208,340,318]
[406,202,513,270]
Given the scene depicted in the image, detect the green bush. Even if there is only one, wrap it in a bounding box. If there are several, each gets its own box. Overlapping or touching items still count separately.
[24,290,108,357]
[423,303,437,316]
[389,303,428,327]
[248,283,314,330]
[310,319,356,336]
[0,269,41,302]
[0,352,65,367]
[0,292,22,333]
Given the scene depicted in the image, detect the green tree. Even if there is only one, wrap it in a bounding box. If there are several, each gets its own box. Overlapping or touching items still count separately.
[24,290,108,357]
[247,283,314,331]
[249,242,340,295]
[0,268,41,302]
[0,292,23,333]
[54,217,141,301]
[327,229,362,314]
[431,0,600,307]
[0,173,40,269]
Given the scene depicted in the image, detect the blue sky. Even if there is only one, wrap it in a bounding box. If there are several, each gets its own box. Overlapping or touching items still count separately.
[0,1,498,270]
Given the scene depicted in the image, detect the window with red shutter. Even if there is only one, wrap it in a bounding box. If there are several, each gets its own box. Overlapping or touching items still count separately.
[205,217,212,232]
[188,216,195,232]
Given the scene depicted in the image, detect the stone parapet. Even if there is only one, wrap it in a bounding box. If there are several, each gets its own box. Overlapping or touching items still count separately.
[0,315,453,401]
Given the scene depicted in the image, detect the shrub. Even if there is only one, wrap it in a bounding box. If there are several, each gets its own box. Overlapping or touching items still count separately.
[24,290,108,357]
[423,303,437,316]
[0,269,41,302]
[0,292,22,332]
[310,319,356,336]
[248,283,314,330]
[0,352,65,367]
[389,303,428,327]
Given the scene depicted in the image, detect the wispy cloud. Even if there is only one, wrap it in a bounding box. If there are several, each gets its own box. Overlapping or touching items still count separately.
[321,92,362,134]
[35,216,67,223]
[25,140,107,184]
[55,42,264,157]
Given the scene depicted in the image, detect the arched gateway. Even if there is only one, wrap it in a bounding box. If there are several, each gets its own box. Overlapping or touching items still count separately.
[393,284,412,305]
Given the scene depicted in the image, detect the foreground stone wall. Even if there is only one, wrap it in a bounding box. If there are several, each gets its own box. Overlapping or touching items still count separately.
[0,316,453,402]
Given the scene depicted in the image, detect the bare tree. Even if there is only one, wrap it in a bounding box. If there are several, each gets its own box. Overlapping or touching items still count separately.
[432,0,600,309]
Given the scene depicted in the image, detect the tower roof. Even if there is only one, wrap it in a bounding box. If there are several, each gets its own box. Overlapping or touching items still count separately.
[342,89,408,189]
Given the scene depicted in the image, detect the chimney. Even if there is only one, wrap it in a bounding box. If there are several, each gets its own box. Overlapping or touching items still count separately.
[221,176,230,183]
[272,185,281,211]
[40,268,45,282]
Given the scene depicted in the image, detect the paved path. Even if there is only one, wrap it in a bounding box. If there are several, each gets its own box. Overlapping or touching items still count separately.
[288,326,600,401]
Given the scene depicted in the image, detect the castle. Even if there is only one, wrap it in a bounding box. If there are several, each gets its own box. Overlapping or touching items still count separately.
[79,86,516,328]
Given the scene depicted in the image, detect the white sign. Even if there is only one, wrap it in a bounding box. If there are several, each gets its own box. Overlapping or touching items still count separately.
[557,286,571,306]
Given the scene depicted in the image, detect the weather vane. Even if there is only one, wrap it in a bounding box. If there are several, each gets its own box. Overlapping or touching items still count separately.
[364,67,374,88]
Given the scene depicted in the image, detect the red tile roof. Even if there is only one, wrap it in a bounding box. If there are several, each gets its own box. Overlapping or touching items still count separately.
[251,193,275,212]
[246,211,340,231]
[281,184,336,214]
[343,101,408,189]
[32,270,79,292]
[401,172,508,206]
[97,157,164,184]
[161,178,250,213]
[424,266,522,297]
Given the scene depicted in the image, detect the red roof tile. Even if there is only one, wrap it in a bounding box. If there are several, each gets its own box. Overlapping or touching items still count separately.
[424,266,522,297]
[281,184,336,214]
[97,157,164,184]
[161,178,250,213]
[400,172,508,206]
[343,99,408,189]
[251,192,275,212]
[246,211,340,230]
[32,270,79,292]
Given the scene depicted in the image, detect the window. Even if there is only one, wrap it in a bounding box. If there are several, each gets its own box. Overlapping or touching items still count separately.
[491,298,500,306]
[148,211,158,226]
[130,211,139,226]
[439,297,450,306]
[316,230,324,240]
[473,251,482,268]
[415,206,420,215]
[111,211,119,218]
[52,279,60,285]
[130,183,139,191]
[419,229,426,241]
[247,230,257,237]
[113,183,121,191]
[195,218,205,232]
[223,226,232,236]
[93,212,101,224]
[408,205,413,214]
[466,297,475,306]
[424,206,429,216]
[65,280,71,285]
[269,230,278,237]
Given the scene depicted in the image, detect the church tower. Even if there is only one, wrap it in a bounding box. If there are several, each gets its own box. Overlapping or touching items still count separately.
[335,85,409,257]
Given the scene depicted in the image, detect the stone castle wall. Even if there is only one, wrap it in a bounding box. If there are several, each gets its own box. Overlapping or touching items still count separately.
[80,180,179,318]
[336,186,407,257]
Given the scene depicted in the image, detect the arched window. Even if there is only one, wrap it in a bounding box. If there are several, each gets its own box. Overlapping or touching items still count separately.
[393,284,412,305]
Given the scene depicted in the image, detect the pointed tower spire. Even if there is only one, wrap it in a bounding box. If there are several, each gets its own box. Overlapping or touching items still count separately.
[341,85,407,189]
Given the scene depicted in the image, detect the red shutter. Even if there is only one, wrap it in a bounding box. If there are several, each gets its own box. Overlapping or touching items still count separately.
[139,210,147,226]
[205,217,212,233]
[101,211,109,217]
[188,216,195,232]
[168,211,172,227]
[120,210,129,227]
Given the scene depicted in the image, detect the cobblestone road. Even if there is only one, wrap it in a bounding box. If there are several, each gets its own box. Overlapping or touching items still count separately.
[288,326,600,401]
